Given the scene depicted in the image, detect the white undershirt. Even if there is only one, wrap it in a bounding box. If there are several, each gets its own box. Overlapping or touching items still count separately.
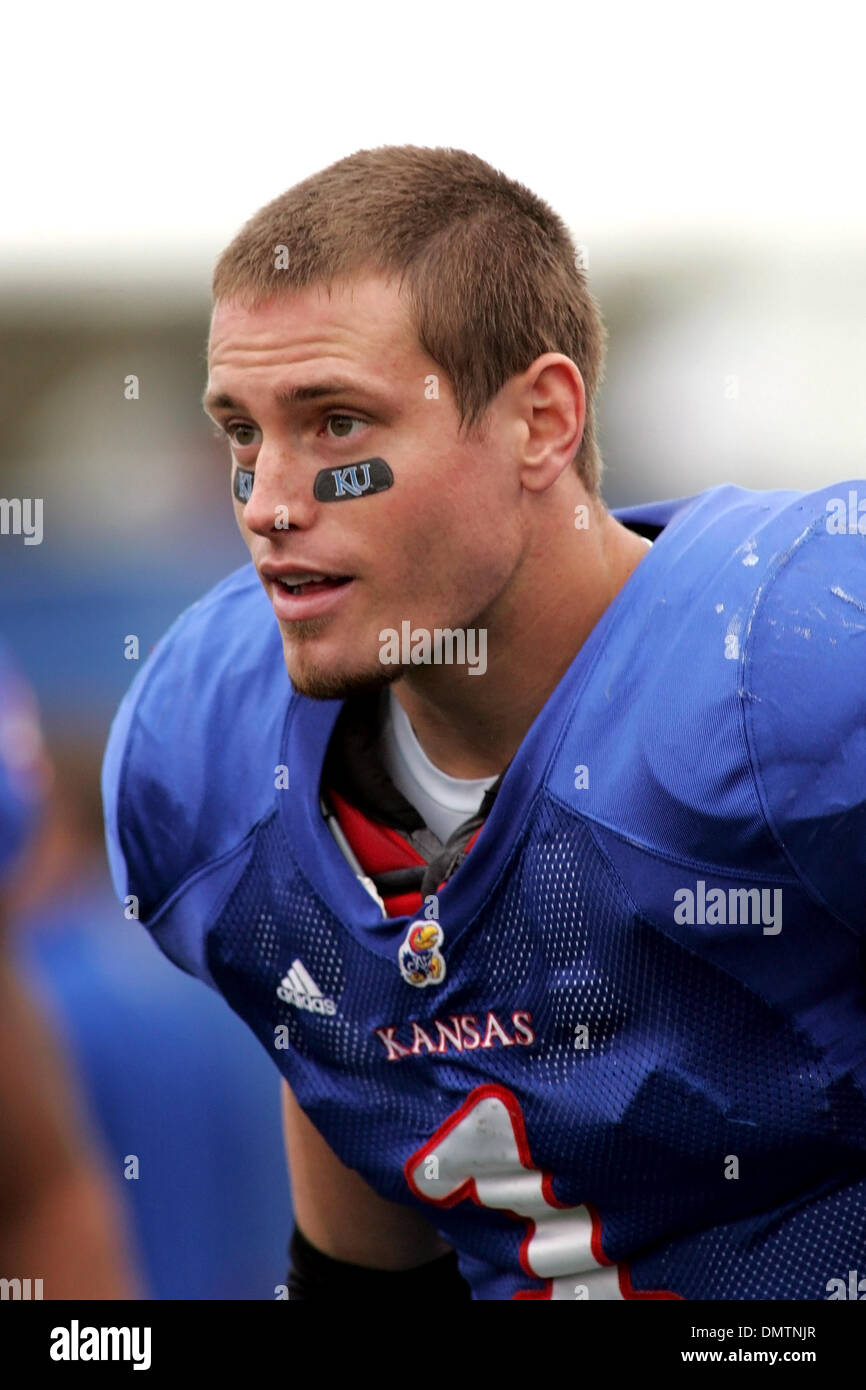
[380,689,499,843]
[379,534,653,841]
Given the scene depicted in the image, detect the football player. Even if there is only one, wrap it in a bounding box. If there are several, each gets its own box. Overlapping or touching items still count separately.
[103,145,866,1300]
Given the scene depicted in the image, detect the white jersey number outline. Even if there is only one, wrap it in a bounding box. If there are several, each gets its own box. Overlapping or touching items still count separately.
[405,1083,680,1300]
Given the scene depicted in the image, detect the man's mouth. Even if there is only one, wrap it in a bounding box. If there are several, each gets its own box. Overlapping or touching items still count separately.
[264,567,356,622]
[273,573,352,597]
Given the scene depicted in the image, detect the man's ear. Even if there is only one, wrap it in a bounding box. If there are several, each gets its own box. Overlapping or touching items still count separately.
[514,354,586,494]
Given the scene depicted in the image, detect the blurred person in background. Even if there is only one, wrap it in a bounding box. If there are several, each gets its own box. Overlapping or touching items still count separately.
[7,714,292,1300]
[0,641,137,1299]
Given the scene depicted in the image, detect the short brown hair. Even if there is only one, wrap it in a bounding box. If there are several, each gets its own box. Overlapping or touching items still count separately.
[212,145,608,493]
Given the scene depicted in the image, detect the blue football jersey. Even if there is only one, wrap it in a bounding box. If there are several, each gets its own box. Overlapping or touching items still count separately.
[102,481,866,1300]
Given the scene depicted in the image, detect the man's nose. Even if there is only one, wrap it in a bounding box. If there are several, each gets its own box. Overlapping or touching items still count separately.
[240,445,317,535]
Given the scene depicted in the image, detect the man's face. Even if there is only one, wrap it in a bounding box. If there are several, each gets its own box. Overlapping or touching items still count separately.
[205,275,523,699]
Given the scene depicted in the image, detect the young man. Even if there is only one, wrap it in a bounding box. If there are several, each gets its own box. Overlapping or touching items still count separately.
[103,145,866,1301]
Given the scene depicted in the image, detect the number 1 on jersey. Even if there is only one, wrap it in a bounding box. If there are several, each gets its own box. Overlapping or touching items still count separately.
[405,1084,680,1300]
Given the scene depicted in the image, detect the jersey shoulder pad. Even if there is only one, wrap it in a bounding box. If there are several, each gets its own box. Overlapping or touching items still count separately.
[743,478,866,932]
[102,563,289,933]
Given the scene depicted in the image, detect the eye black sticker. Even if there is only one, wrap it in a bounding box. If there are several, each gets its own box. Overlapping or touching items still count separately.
[313,458,394,502]
[233,466,254,503]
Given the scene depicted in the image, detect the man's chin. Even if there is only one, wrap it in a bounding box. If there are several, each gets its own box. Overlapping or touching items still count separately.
[282,650,406,702]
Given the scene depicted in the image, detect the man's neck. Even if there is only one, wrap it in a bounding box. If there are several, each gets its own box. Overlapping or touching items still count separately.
[390,512,651,779]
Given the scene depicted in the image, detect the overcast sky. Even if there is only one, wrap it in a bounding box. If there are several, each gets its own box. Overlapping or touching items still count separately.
[4,0,865,281]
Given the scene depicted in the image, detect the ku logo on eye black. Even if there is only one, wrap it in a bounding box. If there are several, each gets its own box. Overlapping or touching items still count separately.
[314,458,394,502]
[233,457,394,506]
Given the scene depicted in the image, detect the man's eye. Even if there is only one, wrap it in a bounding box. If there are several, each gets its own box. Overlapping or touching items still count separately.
[325,414,364,439]
[226,422,260,448]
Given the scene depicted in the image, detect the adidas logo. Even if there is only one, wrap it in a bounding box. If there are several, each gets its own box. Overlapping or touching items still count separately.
[277,959,337,1016]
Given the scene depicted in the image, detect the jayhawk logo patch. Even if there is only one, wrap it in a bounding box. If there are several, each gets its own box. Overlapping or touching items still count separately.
[398,921,446,988]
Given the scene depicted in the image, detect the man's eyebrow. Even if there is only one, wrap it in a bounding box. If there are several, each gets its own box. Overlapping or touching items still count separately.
[202,380,387,414]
